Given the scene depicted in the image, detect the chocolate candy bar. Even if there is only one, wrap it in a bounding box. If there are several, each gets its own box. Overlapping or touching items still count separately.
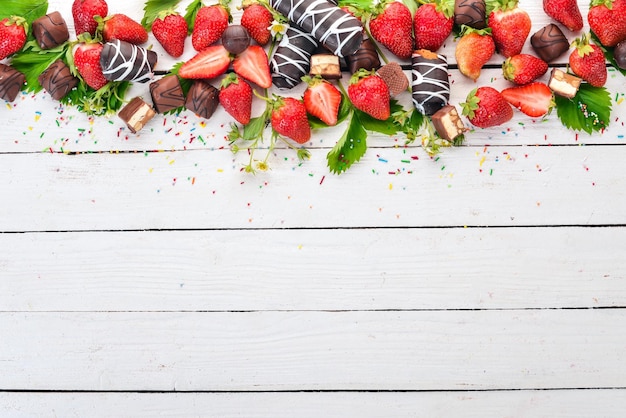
[271,26,318,89]
[32,11,70,50]
[100,39,158,83]
[454,0,486,29]
[345,37,380,74]
[376,62,408,97]
[411,50,450,116]
[185,80,219,119]
[531,24,569,63]
[431,105,466,141]
[548,68,581,99]
[149,75,185,114]
[269,0,363,57]
[38,60,79,101]
[118,97,156,133]
[310,53,341,79]
[0,63,25,102]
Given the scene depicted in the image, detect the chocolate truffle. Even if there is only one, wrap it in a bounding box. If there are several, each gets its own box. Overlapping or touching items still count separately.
[149,75,186,114]
[531,24,569,63]
[32,11,70,50]
[271,26,318,89]
[614,40,626,69]
[185,80,219,119]
[412,50,450,116]
[119,97,156,133]
[548,68,581,99]
[38,60,79,101]
[454,0,486,29]
[0,63,25,102]
[222,25,251,55]
[376,62,409,97]
[431,105,466,141]
[345,38,381,74]
[310,53,342,79]
[100,39,158,83]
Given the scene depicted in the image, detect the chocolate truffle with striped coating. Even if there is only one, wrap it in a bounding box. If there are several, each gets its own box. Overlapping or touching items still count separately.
[149,75,185,114]
[185,80,219,119]
[38,60,79,101]
[0,63,25,102]
[32,12,70,50]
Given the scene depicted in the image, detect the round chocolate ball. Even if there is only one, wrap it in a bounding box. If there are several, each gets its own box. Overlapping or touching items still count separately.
[222,25,251,55]
[614,40,626,70]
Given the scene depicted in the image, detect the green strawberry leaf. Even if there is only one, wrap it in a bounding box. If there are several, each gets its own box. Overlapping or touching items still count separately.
[327,109,367,174]
[0,0,48,24]
[142,0,182,30]
[355,100,403,136]
[242,115,268,140]
[555,83,612,134]
[184,0,204,35]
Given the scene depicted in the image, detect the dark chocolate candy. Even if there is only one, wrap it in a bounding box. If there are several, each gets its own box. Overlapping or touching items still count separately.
[271,25,318,89]
[149,75,185,114]
[118,97,156,133]
[38,60,78,101]
[32,11,70,50]
[345,37,380,74]
[269,0,363,57]
[431,105,465,141]
[531,24,569,63]
[222,25,251,55]
[454,0,486,29]
[185,80,219,119]
[613,40,626,69]
[100,39,158,83]
[0,63,25,102]
[411,50,450,116]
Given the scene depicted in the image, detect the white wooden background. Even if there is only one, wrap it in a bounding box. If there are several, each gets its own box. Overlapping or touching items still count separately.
[2,0,626,416]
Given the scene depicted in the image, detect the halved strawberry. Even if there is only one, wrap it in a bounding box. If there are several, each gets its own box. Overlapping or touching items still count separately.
[302,75,342,126]
[232,45,271,88]
[178,45,231,79]
[501,82,554,118]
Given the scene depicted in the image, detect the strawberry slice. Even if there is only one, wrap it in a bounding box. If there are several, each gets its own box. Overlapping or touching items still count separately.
[178,45,231,79]
[501,82,554,118]
[232,45,272,88]
[302,76,342,126]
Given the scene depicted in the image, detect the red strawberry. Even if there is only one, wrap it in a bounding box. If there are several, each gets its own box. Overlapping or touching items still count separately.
[233,45,272,88]
[152,10,188,57]
[347,69,391,120]
[219,73,253,125]
[543,0,583,31]
[461,86,513,128]
[241,2,274,46]
[178,45,231,79]
[414,1,454,52]
[569,33,607,87]
[501,82,554,118]
[302,76,342,126]
[368,0,414,60]
[588,0,626,47]
[0,16,27,60]
[270,96,311,144]
[455,27,495,81]
[72,0,108,36]
[74,41,108,90]
[192,3,231,52]
[488,1,531,58]
[98,14,148,44]
[502,54,548,85]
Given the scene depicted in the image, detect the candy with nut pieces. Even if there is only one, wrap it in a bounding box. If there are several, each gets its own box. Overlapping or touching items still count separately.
[310,54,341,79]
[431,105,466,141]
[118,97,156,133]
[548,68,581,99]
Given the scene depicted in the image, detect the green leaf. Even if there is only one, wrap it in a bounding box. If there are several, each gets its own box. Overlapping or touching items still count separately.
[0,0,48,24]
[357,108,400,136]
[184,0,204,35]
[10,41,71,93]
[555,83,612,134]
[142,0,182,30]
[242,115,268,140]
[327,110,368,174]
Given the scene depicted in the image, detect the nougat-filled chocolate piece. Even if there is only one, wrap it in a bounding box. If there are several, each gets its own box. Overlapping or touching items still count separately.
[185,80,219,119]
[32,11,70,50]
[310,54,342,79]
[548,68,582,99]
[38,60,79,101]
[119,97,156,133]
[0,63,25,102]
[431,105,466,141]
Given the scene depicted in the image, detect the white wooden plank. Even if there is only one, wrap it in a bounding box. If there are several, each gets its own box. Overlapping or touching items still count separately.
[2,390,626,418]
[1,310,625,391]
[1,145,626,231]
[1,227,625,312]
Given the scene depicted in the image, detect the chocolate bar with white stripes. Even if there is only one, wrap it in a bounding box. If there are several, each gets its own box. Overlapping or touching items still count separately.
[100,39,158,83]
[411,50,450,116]
[270,25,318,89]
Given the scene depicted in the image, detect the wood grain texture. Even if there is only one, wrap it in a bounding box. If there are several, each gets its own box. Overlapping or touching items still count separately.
[0,227,624,312]
[2,390,626,418]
